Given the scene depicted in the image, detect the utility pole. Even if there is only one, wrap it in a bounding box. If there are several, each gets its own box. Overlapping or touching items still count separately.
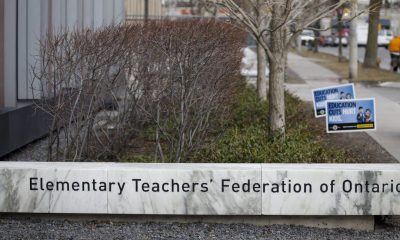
[144,0,149,22]
[349,0,358,81]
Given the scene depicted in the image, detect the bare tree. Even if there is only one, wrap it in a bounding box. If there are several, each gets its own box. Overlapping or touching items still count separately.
[254,2,268,101]
[257,42,268,101]
[363,0,382,68]
[336,6,345,62]
[33,25,149,161]
[33,20,243,162]
[209,0,349,140]
[349,0,358,80]
[135,20,243,162]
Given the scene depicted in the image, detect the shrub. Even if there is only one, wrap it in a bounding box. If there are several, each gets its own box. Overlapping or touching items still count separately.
[191,86,350,163]
[134,20,244,162]
[33,20,245,162]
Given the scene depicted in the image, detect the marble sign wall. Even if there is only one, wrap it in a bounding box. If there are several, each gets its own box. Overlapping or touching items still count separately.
[0,162,400,215]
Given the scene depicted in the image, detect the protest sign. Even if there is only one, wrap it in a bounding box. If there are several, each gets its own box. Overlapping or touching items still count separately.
[312,84,355,117]
[326,98,376,133]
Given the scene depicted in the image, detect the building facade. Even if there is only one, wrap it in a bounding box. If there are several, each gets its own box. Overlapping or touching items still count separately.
[125,0,164,20]
[0,0,124,157]
[0,0,125,108]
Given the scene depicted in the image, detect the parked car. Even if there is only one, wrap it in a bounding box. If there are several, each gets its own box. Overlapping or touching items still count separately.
[378,29,394,47]
[331,28,349,47]
[357,25,369,46]
[300,30,315,45]
[319,35,334,47]
[357,25,394,47]
[334,35,348,46]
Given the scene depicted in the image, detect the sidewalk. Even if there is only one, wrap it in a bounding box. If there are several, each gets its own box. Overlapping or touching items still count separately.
[318,47,397,74]
[286,52,400,162]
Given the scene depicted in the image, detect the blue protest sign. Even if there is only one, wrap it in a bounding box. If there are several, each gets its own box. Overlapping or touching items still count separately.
[312,84,355,117]
[326,98,376,133]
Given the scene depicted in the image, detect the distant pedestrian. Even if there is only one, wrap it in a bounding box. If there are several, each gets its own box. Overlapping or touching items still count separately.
[388,35,400,72]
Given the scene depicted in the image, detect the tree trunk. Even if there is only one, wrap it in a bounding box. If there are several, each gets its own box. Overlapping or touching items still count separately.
[257,42,267,101]
[338,30,343,62]
[268,24,286,140]
[363,0,382,68]
[337,9,344,62]
[313,20,320,53]
[313,35,319,53]
[296,34,302,51]
[349,0,358,80]
[284,51,288,82]
[267,5,287,141]
[268,55,286,140]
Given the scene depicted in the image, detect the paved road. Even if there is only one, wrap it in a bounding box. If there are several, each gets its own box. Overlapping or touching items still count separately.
[319,46,397,73]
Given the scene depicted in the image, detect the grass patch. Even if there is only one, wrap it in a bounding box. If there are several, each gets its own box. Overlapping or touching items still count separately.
[296,49,399,82]
[190,85,352,163]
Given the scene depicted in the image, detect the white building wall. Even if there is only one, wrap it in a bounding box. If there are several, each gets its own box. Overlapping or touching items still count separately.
[17,0,29,99]
[93,0,104,28]
[11,0,125,102]
[66,0,79,29]
[4,0,17,107]
[103,0,114,25]
[51,0,65,33]
[83,0,95,29]
[114,0,124,23]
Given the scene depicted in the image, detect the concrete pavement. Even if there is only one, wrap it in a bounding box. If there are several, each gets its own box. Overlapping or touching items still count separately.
[286,52,400,161]
[318,46,398,74]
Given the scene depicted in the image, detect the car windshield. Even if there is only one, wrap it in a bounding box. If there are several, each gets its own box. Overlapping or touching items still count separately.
[302,31,314,37]
[379,30,393,36]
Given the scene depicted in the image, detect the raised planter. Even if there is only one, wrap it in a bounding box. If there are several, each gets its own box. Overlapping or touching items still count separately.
[0,104,50,157]
[1,162,400,230]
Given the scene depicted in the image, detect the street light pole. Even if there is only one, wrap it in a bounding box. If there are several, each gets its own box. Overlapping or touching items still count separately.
[349,0,358,81]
